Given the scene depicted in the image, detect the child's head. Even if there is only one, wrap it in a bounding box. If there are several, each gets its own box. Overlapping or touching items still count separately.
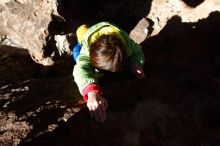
[90,34,126,72]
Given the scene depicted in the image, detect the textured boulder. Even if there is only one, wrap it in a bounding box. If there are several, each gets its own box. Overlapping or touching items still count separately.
[0,0,220,146]
[0,0,59,66]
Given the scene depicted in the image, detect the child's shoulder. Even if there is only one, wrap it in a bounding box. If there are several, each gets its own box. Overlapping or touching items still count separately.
[89,22,112,31]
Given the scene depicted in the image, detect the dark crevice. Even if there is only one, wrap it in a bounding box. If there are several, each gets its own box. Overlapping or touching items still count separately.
[182,0,205,8]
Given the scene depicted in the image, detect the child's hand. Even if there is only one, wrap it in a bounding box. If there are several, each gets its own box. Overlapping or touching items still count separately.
[87,92,108,122]
[131,64,145,79]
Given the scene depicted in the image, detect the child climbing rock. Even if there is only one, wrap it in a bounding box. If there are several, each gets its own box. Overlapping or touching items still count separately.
[73,22,145,122]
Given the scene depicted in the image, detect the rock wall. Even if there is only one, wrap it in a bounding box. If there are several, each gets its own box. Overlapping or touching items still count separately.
[0,0,58,66]
[130,0,220,43]
[0,0,220,146]
[1,0,220,67]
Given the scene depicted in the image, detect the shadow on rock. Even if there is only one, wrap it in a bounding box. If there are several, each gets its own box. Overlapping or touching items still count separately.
[17,11,220,146]
[0,45,42,86]
[53,0,153,34]
[181,0,205,8]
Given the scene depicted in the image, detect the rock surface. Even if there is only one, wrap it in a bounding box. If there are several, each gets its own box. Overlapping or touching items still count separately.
[0,0,59,66]
[0,0,220,146]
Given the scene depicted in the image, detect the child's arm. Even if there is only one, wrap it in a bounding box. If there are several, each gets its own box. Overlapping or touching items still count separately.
[73,47,99,100]
[120,30,145,78]
[73,47,108,122]
[128,41,145,67]
[119,29,145,66]
[128,41,145,79]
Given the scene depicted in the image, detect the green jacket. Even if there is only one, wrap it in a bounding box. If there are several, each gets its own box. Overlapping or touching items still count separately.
[73,22,145,95]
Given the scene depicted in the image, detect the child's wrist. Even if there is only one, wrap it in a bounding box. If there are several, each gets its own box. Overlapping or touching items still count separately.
[88,91,98,97]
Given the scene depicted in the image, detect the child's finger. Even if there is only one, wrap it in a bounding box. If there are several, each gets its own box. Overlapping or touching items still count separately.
[97,104,104,122]
[88,102,98,119]
[136,68,145,79]
[104,99,108,110]
[136,69,142,74]
[99,101,106,121]
[92,105,99,121]
[137,72,144,79]
[89,110,94,118]
[87,104,94,118]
